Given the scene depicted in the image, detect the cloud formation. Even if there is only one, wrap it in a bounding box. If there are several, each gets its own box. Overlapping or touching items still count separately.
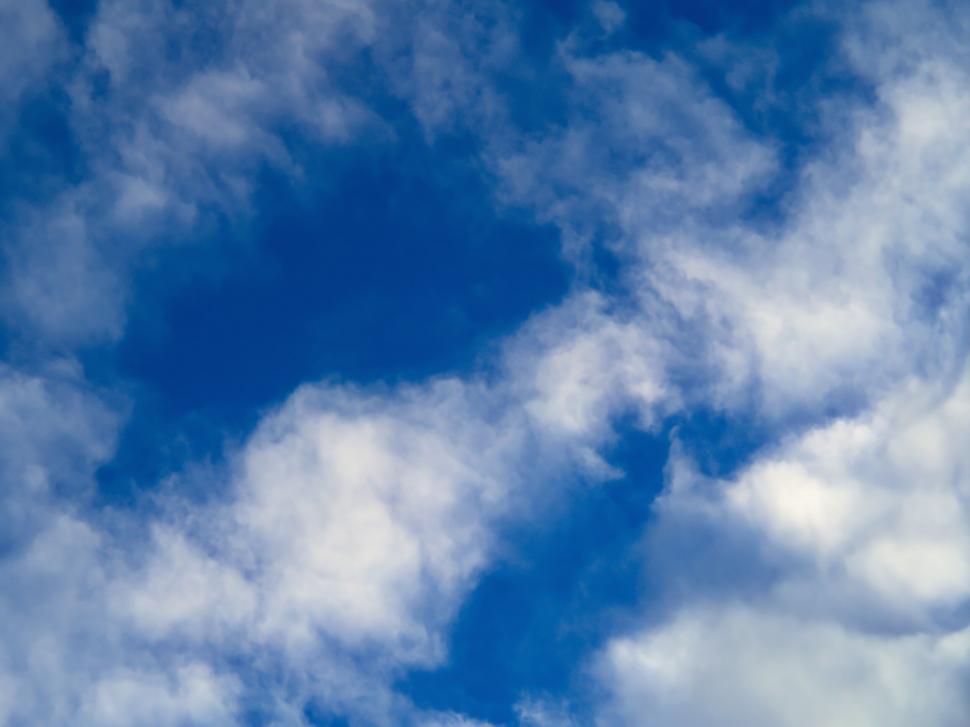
[2,0,970,725]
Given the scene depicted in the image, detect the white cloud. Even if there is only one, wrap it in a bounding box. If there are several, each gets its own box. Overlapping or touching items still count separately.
[0,366,235,726]
[514,696,580,726]
[76,663,241,727]
[419,712,495,727]
[219,379,512,660]
[598,604,970,727]
[380,0,519,138]
[487,0,970,420]
[2,0,386,345]
[479,2,970,722]
[591,1,626,36]
[120,311,671,719]
[0,292,674,723]
[5,1,970,724]
[506,292,672,442]
[491,46,776,263]
[722,364,970,620]
[0,0,541,346]
[0,0,64,130]
[0,3,686,721]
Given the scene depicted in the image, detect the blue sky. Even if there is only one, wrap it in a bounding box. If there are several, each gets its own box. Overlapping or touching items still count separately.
[3,0,970,725]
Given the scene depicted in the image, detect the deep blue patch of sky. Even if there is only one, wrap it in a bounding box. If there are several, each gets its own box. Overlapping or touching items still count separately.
[98,136,568,501]
[400,422,668,723]
[398,404,767,724]
[48,0,100,43]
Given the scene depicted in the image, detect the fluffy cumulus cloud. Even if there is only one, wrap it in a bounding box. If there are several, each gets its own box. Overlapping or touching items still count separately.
[491,1,970,418]
[0,340,669,724]
[2,0,970,724]
[582,2,970,724]
[597,604,970,727]
[596,366,970,726]
[0,0,630,721]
